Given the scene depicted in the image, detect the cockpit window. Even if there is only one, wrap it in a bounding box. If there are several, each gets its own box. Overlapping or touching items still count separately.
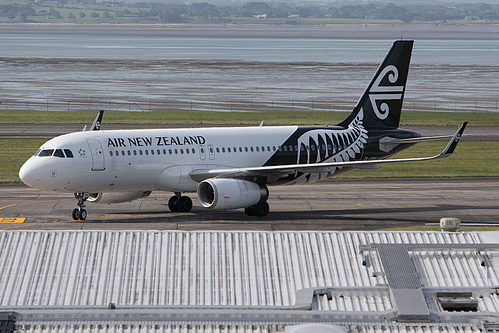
[36,148,74,158]
[38,149,54,157]
[54,149,65,158]
[64,149,74,158]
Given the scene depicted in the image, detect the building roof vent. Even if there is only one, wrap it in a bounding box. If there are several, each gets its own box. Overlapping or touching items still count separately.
[437,292,478,312]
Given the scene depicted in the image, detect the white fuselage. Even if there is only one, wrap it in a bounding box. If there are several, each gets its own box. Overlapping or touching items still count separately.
[20,126,303,193]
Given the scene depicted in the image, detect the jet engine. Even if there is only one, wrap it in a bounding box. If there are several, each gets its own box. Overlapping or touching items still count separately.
[88,191,152,204]
[197,178,268,210]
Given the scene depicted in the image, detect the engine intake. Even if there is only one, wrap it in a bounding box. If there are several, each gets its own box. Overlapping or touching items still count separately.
[88,191,151,204]
[197,178,268,210]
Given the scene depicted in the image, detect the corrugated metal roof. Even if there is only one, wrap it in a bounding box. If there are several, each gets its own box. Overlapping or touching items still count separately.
[0,230,497,333]
[0,230,491,308]
[14,322,485,333]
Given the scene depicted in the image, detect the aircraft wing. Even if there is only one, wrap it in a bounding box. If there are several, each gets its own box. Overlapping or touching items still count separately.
[189,122,467,182]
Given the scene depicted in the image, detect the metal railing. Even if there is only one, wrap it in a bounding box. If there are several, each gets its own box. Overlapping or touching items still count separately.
[1,97,497,113]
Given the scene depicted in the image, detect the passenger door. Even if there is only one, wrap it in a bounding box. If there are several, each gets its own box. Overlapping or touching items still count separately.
[87,139,105,171]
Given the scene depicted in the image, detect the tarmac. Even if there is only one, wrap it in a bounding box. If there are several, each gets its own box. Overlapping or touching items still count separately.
[1,178,498,231]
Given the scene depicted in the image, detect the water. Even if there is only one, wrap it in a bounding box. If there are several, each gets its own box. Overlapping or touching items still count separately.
[2,35,499,65]
[1,30,498,112]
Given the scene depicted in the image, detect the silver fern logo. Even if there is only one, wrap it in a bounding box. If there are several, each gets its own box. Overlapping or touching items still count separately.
[289,110,368,183]
[369,65,404,120]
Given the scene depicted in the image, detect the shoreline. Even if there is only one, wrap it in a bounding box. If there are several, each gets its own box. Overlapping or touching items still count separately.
[2,22,499,39]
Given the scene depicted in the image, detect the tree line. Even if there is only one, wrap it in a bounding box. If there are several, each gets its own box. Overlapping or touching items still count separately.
[1,1,499,23]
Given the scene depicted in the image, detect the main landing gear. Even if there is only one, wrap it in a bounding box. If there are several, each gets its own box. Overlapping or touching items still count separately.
[244,202,270,217]
[72,193,88,220]
[168,192,193,213]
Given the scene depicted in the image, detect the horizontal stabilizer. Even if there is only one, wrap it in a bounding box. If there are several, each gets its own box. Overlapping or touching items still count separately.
[379,133,469,152]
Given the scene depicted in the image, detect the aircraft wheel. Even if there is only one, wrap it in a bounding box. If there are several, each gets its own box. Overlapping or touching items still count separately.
[80,209,87,220]
[177,196,193,212]
[254,202,269,217]
[245,206,256,216]
[72,208,80,220]
[168,196,179,212]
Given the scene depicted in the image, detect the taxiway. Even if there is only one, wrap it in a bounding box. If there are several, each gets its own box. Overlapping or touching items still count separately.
[1,178,498,231]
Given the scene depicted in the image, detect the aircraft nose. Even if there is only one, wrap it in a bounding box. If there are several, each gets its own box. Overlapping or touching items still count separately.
[19,158,39,188]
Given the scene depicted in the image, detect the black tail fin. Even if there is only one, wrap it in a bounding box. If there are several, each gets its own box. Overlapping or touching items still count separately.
[89,110,104,131]
[338,40,413,130]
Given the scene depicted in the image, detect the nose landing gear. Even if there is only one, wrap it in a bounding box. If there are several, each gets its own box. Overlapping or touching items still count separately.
[72,193,88,220]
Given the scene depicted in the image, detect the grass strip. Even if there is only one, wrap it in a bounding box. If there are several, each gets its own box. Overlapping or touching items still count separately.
[378,226,499,231]
[0,140,46,183]
[338,141,499,179]
[1,110,498,126]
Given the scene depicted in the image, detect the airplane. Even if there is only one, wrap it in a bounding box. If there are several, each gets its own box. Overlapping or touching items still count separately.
[19,40,467,220]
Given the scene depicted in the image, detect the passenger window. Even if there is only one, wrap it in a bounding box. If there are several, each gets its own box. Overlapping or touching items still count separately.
[180,149,184,154]
[145,150,149,155]
[39,149,54,157]
[169,149,172,154]
[151,150,154,155]
[121,151,125,156]
[158,150,161,155]
[227,147,231,153]
[140,150,143,155]
[163,149,166,155]
[110,151,114,157]
[216,147,220,153]
[134,150,137,156]
[128,150,131,156]
[255,147,259,152]
[64,149,74,158]
[192,148,195,154]
[250,147,254,152]
[186,149,189,154]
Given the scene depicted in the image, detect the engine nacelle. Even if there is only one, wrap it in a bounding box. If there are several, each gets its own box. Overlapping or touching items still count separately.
[197,178,268,210]
[88,191,151,204]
